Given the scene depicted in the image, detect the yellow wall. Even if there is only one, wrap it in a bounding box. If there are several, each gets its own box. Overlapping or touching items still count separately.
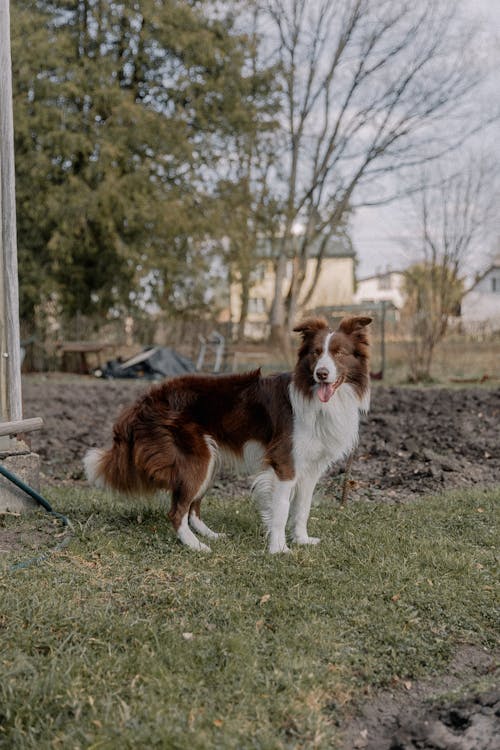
[229,256,355,338]
[300,257,354,308]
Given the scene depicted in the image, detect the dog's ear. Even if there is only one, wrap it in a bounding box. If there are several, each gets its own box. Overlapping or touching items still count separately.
[293,317,329,339]
[337,316,372,335]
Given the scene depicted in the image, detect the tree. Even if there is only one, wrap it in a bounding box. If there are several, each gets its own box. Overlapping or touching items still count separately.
[258,0,486,347]
[212,4,282,341]
[11,0,265,332]
[402,157,495,381]
[403,264,464,382]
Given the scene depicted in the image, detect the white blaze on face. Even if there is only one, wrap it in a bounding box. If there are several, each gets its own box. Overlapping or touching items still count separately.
[313,332,335,402]
[313,332,344,404]
[314,332,336,378]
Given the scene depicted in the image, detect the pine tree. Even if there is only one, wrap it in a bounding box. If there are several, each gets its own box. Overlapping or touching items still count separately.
[11,0,276,331]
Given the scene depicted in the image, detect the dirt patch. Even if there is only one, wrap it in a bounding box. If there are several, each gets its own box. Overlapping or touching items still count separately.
[341,645,499,750]
[0,510,64,554]
[20,376,500,501]
[352,386,500,503]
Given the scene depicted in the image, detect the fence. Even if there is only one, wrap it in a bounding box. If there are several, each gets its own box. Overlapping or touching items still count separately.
[19,305,500,382]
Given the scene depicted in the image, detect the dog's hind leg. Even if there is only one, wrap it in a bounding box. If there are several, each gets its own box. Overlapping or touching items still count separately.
[162,431,218,551]
[169,487,211,552]
[189,500,224,540]
[188,438,224,540]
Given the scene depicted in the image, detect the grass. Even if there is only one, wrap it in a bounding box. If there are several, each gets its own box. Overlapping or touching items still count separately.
[371,337,500,385]
[0,485,498,749]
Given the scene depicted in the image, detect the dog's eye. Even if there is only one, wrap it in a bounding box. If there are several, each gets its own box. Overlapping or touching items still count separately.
[314,348,322,356]
[332,348,348,359]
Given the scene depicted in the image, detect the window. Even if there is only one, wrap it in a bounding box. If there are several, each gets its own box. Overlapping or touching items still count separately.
[492,277,499,293]
[377,274,391,290]
[248,297,266,314]
[251,263,266,283]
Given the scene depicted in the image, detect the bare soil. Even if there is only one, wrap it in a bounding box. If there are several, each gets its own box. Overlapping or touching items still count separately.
[13,376,500,749]
[342,646,499,750]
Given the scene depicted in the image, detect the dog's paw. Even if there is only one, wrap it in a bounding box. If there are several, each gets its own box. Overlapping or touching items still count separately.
[268,542,291,554]
[189,515,225,540]
[294,535,320,546]
[179,537,211,553]
[196,541,212,552]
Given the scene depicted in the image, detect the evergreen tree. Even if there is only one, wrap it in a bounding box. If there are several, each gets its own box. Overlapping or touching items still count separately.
[11,0,273,330]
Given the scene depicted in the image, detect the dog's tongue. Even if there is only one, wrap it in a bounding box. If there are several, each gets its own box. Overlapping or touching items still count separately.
[318,382,336,403]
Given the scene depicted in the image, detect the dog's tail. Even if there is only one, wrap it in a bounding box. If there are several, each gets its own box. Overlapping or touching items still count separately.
[83,447,109,489]
[84,407,147,495]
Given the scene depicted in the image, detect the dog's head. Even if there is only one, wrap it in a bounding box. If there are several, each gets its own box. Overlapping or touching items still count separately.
[293,315,372,402]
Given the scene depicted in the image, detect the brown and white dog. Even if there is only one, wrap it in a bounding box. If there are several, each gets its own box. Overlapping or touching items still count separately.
[84,315,371,553]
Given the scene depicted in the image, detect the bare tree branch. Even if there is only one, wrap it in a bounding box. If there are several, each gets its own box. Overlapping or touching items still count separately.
[257,0,493,339]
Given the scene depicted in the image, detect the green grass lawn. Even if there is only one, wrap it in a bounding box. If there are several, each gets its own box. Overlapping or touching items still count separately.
[1,486,498,749]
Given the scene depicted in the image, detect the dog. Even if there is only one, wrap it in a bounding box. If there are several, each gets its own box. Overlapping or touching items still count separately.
[84,315,371,553]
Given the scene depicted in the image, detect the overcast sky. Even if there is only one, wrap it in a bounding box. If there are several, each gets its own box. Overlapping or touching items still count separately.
[353,0,500,279]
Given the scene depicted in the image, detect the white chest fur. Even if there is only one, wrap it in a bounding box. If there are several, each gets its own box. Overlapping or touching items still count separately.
[290,382,365,478]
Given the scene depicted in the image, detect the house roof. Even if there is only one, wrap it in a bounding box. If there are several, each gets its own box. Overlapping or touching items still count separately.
[468,254,500,291]
[256,233,355,260]
[357,269,406,283]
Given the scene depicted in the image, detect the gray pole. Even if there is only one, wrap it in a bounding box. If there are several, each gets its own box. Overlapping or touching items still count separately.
[0,0,22,422]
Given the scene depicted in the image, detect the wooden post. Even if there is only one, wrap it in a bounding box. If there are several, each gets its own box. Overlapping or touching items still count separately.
[0,0,23,422]
[0,418,43,438]
[0,2,40,513]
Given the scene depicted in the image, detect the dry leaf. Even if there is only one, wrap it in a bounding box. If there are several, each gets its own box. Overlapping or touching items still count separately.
[354,728,368,748]
[259,593,271,605]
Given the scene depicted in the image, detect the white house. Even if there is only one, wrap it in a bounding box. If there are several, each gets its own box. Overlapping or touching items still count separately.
[461,256,500,334]
[353,270,406,310]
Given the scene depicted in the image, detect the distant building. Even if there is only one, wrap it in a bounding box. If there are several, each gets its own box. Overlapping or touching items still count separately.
[230,234,356,339]
[461,255,500,334]
[353,270,406,310]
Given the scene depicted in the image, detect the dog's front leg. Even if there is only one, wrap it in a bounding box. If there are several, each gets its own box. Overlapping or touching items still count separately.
[289,473,320,546]
[268,478,295,554]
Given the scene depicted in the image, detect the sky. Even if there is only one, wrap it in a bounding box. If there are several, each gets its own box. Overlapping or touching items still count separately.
[353,0,500,279]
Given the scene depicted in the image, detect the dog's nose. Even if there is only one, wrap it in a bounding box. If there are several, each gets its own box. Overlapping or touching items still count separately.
[316,367,329,381]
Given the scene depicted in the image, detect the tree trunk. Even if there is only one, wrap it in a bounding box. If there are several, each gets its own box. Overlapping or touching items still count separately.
[269,252,288,342]
[269,255,294,364]
[236,270,250,343]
